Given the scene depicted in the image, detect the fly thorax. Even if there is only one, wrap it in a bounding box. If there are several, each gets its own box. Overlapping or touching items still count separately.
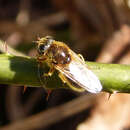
[48,45,71,65]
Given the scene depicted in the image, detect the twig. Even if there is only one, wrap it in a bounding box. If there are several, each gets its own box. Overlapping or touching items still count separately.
[0,94,98,130]
[6,86,26,121]
[96,25,130,63]
[118,50,130,64]
[16,0,31,26]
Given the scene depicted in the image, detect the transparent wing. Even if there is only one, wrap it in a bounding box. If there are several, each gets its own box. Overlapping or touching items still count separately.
[55,50,102,93]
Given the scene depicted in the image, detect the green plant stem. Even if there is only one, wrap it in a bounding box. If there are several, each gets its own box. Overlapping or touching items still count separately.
[0,53,130,93]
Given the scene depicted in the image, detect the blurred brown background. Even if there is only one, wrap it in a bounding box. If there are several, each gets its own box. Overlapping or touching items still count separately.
[0,0,130,130]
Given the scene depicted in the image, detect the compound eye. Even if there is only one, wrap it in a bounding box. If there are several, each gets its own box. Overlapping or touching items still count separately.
[39,44,45,50]
[38,44,45,55]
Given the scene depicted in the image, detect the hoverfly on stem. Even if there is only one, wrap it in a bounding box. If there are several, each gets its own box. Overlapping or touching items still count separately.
[36,36,102,93]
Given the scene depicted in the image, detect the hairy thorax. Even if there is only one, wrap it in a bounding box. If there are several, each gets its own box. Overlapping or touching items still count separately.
[47,44,71,65]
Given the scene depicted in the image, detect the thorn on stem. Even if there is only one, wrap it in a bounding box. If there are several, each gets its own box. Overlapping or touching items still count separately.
[23,85,27,93]
[46,90,52,101]
[4,41,8,53]
[107,91,117,100]
[107,93,112,100]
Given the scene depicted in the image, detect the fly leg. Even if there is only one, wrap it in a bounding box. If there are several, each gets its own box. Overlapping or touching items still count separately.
[78,54,85,62]
[44,66,55,77]
[43,66,54,101]
[58,73,85,92]
[37,56,48,87]
[58,73,67,83]
[37,58,53,101]
[37,55,55,77]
